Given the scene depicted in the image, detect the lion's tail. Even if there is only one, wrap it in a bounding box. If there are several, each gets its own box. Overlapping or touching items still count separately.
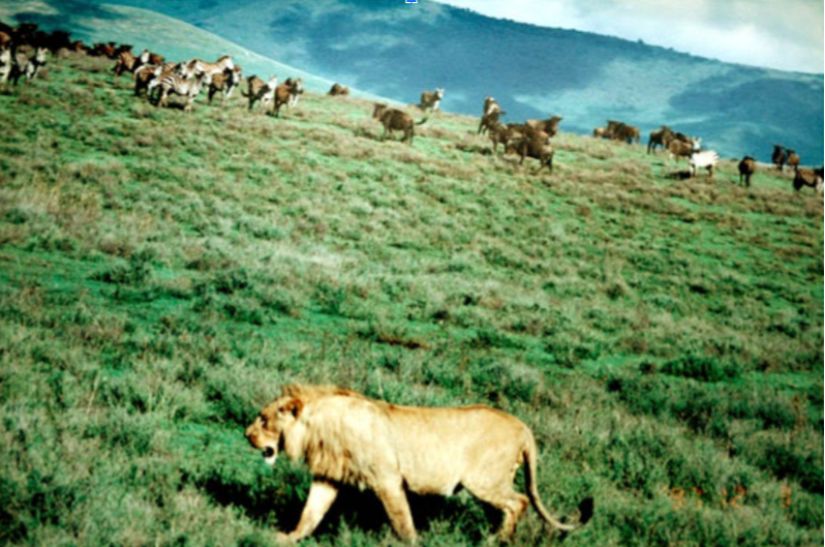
[523,432,593,533]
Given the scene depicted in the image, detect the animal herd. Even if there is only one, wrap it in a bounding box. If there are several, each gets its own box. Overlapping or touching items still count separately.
[0,21,822,193]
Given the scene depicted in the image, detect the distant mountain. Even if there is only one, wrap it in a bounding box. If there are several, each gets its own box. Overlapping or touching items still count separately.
[4,0,822,162]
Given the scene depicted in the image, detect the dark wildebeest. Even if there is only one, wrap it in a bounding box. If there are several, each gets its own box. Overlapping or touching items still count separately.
[328,82,349,96]
[738,156,756,187]
[506,127,554,172]
[372,103,425,144]
[207,65,242,104]
[70,40,88,54]
[134,63,161,97]
[647,125,674,153]
[526,115,562,138]
[772,145,788,171]
[612,122,640,144]
[147,52,164,65]
[478,96,503,135]
[42,30,71,53]
[272,77,304,117]
[243,75,278,110]
[793,166,824,192]
[489,122,527,154]
[478,109,504,136]
[418,88,444,113]
[668,137,701,162]
[90,42,117,58]
[113,49,143,77]
[786,149,800,171]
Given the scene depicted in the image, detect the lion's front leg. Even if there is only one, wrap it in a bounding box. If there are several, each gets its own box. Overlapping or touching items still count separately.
[279,480,339,543]
[375,480,417,542]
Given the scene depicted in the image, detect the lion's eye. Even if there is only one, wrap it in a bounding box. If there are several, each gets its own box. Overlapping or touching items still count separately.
[259,415,267,426]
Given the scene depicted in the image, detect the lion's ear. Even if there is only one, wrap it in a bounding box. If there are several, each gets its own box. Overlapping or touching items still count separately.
[280,397,303,418]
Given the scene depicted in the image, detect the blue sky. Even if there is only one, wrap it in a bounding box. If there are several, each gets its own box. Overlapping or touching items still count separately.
[436,0,824,73]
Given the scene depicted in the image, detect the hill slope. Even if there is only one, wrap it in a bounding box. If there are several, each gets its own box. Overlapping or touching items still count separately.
[53,0,825,164]
[0,1,384,99]
[0,51,822,545]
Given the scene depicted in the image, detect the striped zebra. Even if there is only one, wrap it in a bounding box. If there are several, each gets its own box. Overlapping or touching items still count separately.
[0,45,12,86]
[155,70,208,111]
[177,55,233,86]
[9,47,48,85]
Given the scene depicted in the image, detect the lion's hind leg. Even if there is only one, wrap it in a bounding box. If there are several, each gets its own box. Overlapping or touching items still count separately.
[465,484,529,541]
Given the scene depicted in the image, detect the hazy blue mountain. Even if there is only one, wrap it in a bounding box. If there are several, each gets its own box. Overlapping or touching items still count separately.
[5,0,822,162]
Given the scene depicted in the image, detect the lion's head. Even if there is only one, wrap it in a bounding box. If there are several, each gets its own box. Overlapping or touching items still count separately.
[245,393,303,466]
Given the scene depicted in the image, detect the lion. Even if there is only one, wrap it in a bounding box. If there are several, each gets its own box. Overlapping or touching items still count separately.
[245,384,593,543]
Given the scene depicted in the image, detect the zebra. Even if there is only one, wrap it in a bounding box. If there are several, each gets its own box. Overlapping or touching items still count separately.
[0,45,12,86]
[9,46,48,85]
[155,69,208,111]
[177,55,233,87]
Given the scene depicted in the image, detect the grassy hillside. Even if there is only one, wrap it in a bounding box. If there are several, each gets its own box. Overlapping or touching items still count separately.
[0,52,822,546]
[66,0,825,164]
[0,1,384,99]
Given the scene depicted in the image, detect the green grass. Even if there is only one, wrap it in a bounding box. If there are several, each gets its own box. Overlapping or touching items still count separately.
[0,53,822,546]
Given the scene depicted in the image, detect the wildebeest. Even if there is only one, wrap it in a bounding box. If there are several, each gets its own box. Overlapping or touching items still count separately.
[113,49,143,77]
[372,103,422,144]
[647,125,674,153]
[738,156,756,187]
[272,77,304,117]
[611,121,640,144]
[90,42,117,58]
[478,109,504,136]
[786,149,800,171]
[489,122,526,154]
[243,75,278,110]
[792,166,824,192]
[478,96,504,135]
[506,127,554,172]
[772,145,788,171]
[689,150,719,178]
[146,51,164,65]
[70,40,89,54]
[328,82,349,96]
[287,77,304,107]
[134,63,160,97]
[526,115,562,138]
[668,137,701,162]
[418,88,444,113]
[593,120,639,143]
[40,29,71,53]
[207,65,242,104]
